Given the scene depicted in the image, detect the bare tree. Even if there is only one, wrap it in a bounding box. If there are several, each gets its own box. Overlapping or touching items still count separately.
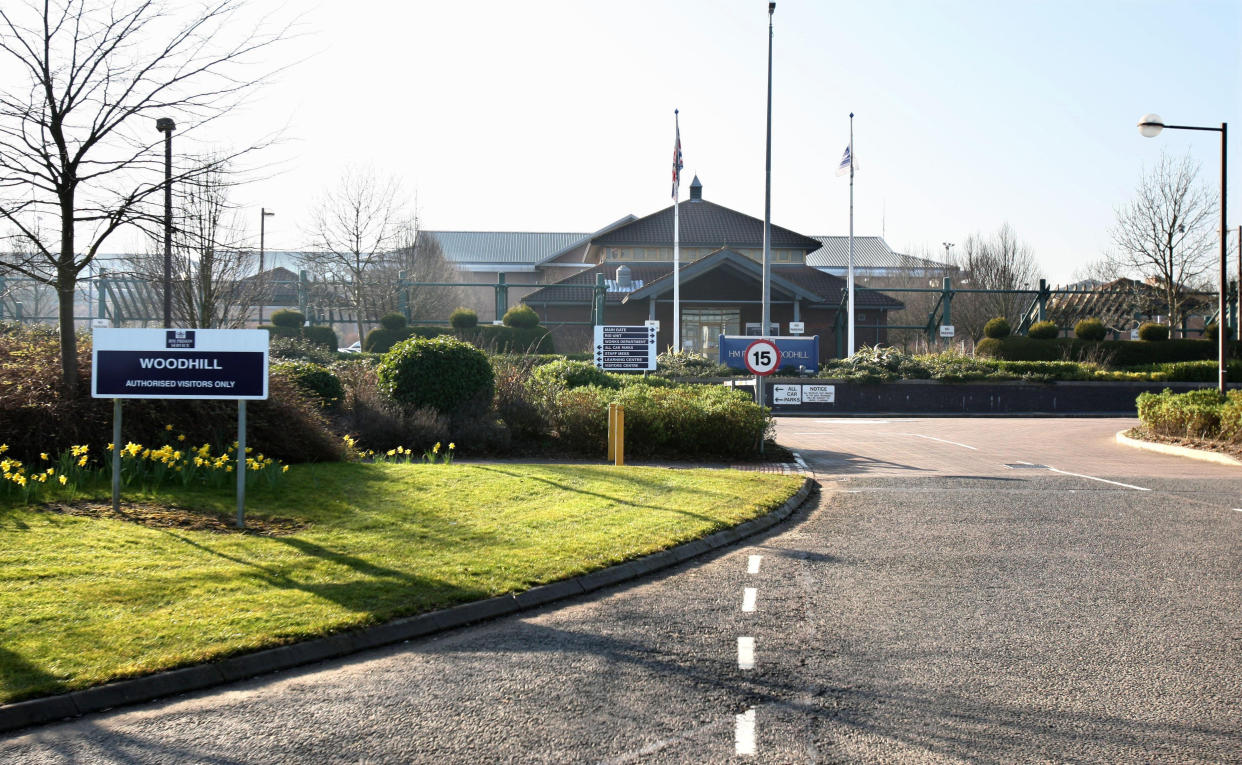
[301,166,410,345]
[951,223,1043,341]
[385,225,460,322]
[126,157,259,327]
[0,0,292,395]
[1107,151,1217,329]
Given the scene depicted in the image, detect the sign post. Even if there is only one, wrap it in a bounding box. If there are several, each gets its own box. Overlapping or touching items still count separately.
[92,329,269,527]
[594,325,657,371]
[743,338,781,455]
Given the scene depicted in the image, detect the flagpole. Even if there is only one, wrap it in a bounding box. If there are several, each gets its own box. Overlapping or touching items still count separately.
[673,109,681,353]
[847,112,855,358]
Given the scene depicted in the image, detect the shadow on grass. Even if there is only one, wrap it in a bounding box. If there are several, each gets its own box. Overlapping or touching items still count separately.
[161,530,487,617]
[0,645,67,703]
[471,465,762,525]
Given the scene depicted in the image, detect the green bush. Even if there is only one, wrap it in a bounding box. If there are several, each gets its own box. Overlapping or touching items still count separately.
[1136,387,1225,439]
[1027,321,1059,339]
[270,309,305,329]
[655,350,733,378]
[1205,323,1219,342]
[976,336,1221,366]
[272,361,344,409]
[1075,318,1107,342]
[818,345,931,383]
[530,359,618,391]
[301,325,339,350]
[983,317,1011,339]
[269,336,338,364]
[380,312,408,330]
[546,382,768,459]
[502,304,540,329]
[450,307,479,329]
[377,335,495,417]
[1138,322,1170,342]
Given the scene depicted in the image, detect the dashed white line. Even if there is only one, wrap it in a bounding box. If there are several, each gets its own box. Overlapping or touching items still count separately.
[742,587,757,612]
[737,637,755,670]
[1046,467,1151,491]
[747,555,762,574]
[735,707,756,756]
[905,433,978,450]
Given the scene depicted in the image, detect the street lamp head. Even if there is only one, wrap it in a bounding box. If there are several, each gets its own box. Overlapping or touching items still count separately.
[155,117,176,133]
[262,208,275,217]
[1138,113,1164,138]
[769,2,775,14]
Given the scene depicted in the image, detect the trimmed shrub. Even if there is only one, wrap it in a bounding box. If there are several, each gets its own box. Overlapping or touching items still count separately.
[301,325,339,350]
[983,317,1011,339]
[976,336,1222,366]
[450,307,479,329]
[1027,321,1059,340]
[530,359,618,391]
[655,350,733,378]
[377,335,495,417]
[1136,387,1225,438]
[380,312,408,330]
[1205,322,1219,342]
[1075,318,1107,342]
[270,336,338,364]
[272,361,344,409]
[502,304,540,329]
[364,325,447,354]
[1138,322,1170,342]
[270,309,305,329]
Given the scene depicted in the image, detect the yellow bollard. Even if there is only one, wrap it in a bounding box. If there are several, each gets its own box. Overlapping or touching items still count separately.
[615,405,624,467]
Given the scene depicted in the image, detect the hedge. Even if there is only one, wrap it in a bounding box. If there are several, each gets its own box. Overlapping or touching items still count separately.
[364,324,554,355]
[260,323,339,350]
[976,336,1229,366]
[1136,388,1242,441]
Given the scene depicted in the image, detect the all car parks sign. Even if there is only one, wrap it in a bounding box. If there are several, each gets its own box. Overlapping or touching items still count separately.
[594,325,657,371]
[92,328,269,400]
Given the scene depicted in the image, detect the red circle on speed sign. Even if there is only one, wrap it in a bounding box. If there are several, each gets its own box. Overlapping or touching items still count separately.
[743,338,781,376]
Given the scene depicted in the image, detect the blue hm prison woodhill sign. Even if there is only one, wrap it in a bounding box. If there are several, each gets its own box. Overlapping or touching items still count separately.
[92,328,269,400]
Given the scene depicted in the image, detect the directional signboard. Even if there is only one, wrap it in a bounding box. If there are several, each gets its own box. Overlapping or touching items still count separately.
[92,328,269,400]
[594,325,657,371]
[743,338,782,376]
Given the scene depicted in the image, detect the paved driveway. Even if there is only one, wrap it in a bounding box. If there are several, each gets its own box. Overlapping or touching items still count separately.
[2,418,1239,762]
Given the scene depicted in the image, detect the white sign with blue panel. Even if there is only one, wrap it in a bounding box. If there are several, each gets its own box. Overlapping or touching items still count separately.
[91,328,269,400]
[718,335,820,373]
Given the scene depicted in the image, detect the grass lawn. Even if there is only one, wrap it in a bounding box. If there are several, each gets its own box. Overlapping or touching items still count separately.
[0,462,802,704]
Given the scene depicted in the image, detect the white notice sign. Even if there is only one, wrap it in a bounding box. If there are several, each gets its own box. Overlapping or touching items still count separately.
[772,385,802,405]
[939,325,955,338]
[802,384,836,403]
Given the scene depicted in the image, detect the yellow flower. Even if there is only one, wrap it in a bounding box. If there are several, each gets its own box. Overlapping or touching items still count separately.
[107,443,115,451]
[449,443,455,450]
[40,452,48,461]
[58,475,67,485]
[45,468,54,475]
[165,424,174,431]
[225,465,233,473]
[387,449,396,457]
[177,434,186,442]
[282,465,290,473]
[433,442,440,454]
[0,444,7,453]
[78,456,88,467]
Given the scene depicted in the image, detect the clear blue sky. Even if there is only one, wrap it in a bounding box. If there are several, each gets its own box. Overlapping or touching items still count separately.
[205,0,1240,285]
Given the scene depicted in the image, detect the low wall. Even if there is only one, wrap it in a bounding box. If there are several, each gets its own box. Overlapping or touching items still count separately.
[712,378,1227,416]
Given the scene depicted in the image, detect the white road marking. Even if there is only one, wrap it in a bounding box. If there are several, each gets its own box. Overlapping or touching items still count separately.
[1234,508,1242,512]
[1047,467,1151,491]
[792,451,809,470]
[737,637,755,669]
[742,587,757,612]
[905,433,978,450]
[747,555,762,574]
[735,707,756,756]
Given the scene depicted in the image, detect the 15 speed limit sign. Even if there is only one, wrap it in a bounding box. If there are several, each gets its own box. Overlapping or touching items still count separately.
[743,338,782,376]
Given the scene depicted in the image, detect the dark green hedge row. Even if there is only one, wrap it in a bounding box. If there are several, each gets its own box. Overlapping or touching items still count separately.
[261,323,340,350]
[976,336,1230,366]
[1136,388,1242,441]
[364,325,553,354]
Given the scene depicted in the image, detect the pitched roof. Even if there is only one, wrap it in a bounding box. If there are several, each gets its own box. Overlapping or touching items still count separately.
[424,231,590,267]
[592,199,823,251]
[805,236,955,271]
[522,251,903,310]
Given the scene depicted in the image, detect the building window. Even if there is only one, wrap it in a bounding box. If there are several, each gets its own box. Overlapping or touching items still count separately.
[681,308,740,353]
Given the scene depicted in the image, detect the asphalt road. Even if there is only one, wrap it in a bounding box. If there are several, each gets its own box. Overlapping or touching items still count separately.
[2,417,1239,763]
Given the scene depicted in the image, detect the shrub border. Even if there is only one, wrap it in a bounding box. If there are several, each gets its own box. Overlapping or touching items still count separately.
[0,473,814,733]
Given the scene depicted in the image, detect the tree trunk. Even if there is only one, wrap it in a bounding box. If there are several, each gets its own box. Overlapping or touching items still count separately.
[58,193,80,398]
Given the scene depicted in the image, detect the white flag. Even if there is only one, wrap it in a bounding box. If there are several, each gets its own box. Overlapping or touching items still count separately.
[835,144,853,177]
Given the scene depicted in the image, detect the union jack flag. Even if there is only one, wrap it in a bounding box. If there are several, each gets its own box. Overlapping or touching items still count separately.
[672,111,684,199]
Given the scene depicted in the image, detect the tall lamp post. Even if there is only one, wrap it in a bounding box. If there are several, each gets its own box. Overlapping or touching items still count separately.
[1137,114,1228,393]
[760,1,774,344]
[258,208,275,324]
[155,117,176,328]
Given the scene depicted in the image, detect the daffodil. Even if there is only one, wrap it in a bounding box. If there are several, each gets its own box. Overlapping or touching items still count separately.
[58,475,67,485]
[0,444,7,453]
[40,452,48,461]
[165,424,174,431]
